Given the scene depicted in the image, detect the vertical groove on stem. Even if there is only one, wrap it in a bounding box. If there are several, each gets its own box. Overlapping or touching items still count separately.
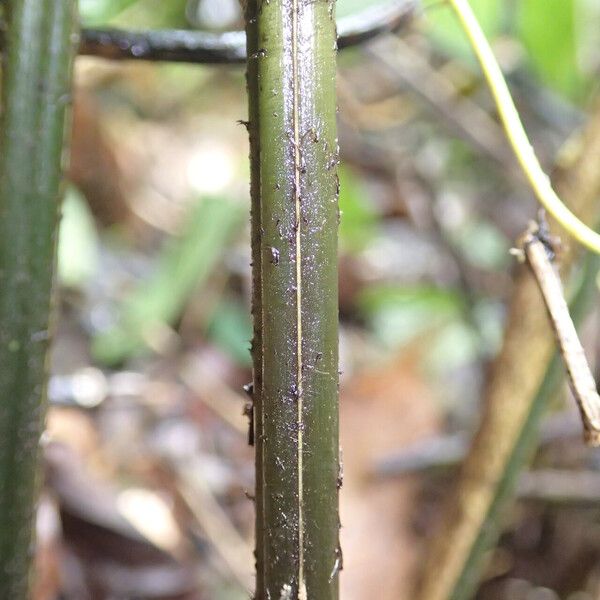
[0,0,77,596]
[245,0,340,598]
[290,0,306,592]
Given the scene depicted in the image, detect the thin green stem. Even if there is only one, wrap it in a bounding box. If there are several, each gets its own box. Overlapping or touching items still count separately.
[0,0,77,596]
[245,1,340,598]
[448,0,600,254]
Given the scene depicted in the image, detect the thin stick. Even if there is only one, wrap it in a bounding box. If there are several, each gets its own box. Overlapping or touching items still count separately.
[521,223,600,445]
[0,1,416,65]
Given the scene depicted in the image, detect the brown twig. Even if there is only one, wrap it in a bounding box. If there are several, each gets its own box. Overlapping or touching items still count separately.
[519,222,600,445]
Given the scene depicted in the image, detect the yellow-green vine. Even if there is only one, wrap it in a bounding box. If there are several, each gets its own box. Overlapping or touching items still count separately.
[448,0,600,254]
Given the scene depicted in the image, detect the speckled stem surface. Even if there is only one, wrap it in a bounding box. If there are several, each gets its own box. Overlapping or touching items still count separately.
[245,1,340,598]
[0,0,77,596]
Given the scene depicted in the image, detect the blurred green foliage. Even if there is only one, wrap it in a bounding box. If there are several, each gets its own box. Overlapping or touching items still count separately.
[337,0,384,18]
[79,0,140,25]
[452,220,509,271]
[518,0,583,98]
[58,186,99,287]
[92,197,245,366]
[338,166,378,252]
[80,0,188,28]
[357,284,464,348]
[206,298,252,366]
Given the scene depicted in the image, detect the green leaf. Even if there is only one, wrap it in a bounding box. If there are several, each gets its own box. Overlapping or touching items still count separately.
[518,0,583,98]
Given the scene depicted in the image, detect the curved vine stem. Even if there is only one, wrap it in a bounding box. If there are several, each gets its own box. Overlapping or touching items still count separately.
[447,0,600,254]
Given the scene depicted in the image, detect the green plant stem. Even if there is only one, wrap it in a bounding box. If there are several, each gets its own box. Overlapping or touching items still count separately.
[0,0,77,596]
[245,1,340,598]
